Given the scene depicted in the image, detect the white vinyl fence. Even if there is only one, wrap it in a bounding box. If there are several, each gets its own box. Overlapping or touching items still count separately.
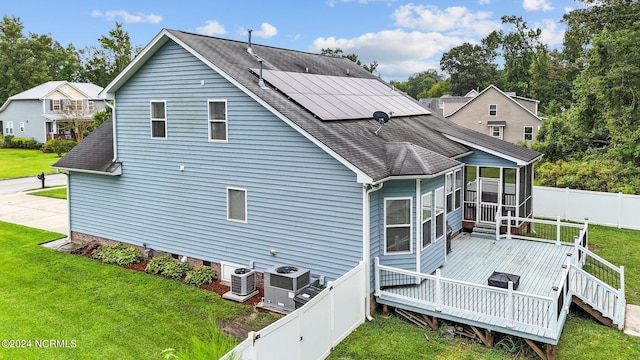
[533,186,640,230]
[221,262,366,360]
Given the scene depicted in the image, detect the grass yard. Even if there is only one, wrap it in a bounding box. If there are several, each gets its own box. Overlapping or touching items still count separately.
[28,186,67,199]
[330,224,640,360]
[0,148,60,179]
[0,221,279,359]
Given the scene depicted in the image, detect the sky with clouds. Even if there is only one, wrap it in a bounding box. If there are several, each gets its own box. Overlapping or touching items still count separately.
[4,0,583,81]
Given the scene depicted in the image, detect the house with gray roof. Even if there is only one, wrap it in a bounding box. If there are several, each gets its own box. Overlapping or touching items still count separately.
[0,81,105,143]
[53,29,542,315]
[422,86,542,144]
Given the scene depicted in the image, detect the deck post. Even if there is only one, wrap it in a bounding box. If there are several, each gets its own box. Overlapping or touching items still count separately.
[495,212,500,240]
[374,257,380,296]
[435,269,442,312]
[551,286,558,333]
[618,265,625,329]
[507,211,512,239]
[506,281,514,328]
[556,216,561,245]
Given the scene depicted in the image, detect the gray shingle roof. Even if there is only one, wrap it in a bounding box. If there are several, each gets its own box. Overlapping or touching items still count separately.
[65,29,540,181]
[52,118,121,174]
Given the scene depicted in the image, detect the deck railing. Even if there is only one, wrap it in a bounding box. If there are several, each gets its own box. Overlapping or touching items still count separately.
[496,213,586,246]
[375,258,557,333]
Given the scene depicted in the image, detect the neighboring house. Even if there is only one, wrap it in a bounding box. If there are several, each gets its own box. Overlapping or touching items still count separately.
[422,86,542,144]
[0,81,105,143]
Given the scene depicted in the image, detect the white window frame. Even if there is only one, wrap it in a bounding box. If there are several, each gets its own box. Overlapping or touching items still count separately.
[489,126,503,140]
[384,197,413,255]
[435,187,445,241]
[19,122,25,132]
[421,193,432,249]
[52,99,61,111]
[5,121,13,135]
[208,100,228,142]
[489,104,497,116]
[445,172,454,214]
[150,100,167,139]
[454,168,462,210]
[524,126,533,141]
[227,187,247,223]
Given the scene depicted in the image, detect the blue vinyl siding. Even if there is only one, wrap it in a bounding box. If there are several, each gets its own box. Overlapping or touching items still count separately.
[460,150,517,168]
[68,40,363,281]
[420,177,446,274]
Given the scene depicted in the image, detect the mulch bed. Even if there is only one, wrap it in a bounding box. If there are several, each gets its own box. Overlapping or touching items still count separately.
[72,241,263,306]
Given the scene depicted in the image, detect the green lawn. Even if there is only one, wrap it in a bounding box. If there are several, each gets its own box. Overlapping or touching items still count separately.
[0,221,279,359]
[28,187,67,199]
[330,224,640,360]
[0,148,60,179]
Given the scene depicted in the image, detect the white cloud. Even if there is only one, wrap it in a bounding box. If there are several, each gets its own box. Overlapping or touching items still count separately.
[91,10,162,24]
[253,23,278,38]
[392,4,501,37]
[522,0,553,11]
[311,29,464,80]
[536,19,565,47]
[196,20,226,36]
[479,0,491,4]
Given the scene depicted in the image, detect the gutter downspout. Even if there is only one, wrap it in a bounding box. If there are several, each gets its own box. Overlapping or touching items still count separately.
[363,182,383,321]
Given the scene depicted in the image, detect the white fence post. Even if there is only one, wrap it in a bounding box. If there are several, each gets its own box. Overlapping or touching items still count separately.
[556,216,561,245]
[435,268,442,312]
[506,281,514,328]
[495,212,500,240]
[507,211,512,240]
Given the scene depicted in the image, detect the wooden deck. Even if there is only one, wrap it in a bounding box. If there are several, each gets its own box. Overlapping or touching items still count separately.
[442,234,573,297]
[375,233,575,345]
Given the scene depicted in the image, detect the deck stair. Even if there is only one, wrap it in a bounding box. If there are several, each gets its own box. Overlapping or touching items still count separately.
[568,264,624,328]
[471,222,496,240]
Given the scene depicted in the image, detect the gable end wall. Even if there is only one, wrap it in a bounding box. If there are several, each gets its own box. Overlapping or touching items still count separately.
[68,40,364,280]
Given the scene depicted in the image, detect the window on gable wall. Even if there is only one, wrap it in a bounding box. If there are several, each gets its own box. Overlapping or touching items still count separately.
[208,100,227,141]
[227,187,247,223]
[385,198,412,254]
[421,193,432,248]
[490,126,503,139]
[489,104,497,116]
[524,126,533,141]
[150,101,167,139]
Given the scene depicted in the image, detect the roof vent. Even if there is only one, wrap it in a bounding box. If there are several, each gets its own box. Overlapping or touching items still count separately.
[257,59,267,89]
[247,29,253,55]
[373,111,391,136]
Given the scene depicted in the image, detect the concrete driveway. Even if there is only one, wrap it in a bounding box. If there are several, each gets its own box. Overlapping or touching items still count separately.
[0,174,68,235]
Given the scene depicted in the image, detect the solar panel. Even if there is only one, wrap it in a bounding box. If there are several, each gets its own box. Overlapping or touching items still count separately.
[252,69,430,120]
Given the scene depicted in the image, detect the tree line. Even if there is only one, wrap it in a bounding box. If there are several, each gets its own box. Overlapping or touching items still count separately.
[0,16,135,106]
[383,0,640,194]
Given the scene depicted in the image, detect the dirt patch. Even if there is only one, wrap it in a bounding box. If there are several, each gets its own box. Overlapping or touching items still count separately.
[588,244,601,252]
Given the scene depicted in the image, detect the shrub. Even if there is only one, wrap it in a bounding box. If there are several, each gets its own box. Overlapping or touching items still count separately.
[184,267,217,287]
[145,256,174,275]
[93,244,142,265]
[162,261,192,280]
[145,256,191,279]
[2,135,14,147]
[44,138,77,156]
